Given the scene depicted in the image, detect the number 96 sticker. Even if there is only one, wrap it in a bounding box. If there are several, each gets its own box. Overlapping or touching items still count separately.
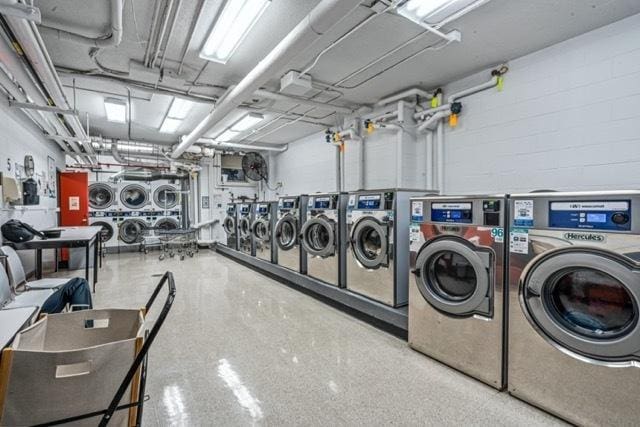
[491,227,504,242]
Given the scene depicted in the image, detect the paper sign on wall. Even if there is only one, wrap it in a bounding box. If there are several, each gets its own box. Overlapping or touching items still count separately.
[69,196,80,211]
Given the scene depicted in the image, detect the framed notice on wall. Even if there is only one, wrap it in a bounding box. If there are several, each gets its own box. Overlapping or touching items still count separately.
[47,156,56,198]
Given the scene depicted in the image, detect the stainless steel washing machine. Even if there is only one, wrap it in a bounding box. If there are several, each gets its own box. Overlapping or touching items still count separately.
[300,193,346,287]
[346,189,423,307]
[238,203,254,256]
[409,195,507,389]
[223,203,239,250]
[508,191,640,426]
[252,202,277,263]
[275,195,308,273]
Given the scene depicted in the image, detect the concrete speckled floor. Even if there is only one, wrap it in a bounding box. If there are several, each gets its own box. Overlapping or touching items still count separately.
[70,250,564,426]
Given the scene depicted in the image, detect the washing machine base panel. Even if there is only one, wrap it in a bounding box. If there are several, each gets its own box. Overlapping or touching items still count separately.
[408,283,505,389]
[277,246,300,272]
[307,256,339,287]
[345,252,403,307]
[256,244,272,262]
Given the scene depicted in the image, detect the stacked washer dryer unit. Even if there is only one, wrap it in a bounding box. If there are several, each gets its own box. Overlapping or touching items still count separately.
[275,195,308,273]
[88,182,119,252]
[117,182,152,249]
[151,181,181,232]
[237,202,254,256]
[252,201,277,263]
[409,195,508,389]
[508,191,640,425]
[223,202,239,250]
[346,189,423,307]
[300,193,347,287]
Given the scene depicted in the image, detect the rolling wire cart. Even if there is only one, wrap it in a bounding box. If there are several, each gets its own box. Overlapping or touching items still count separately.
[156,228,199,261]
[0,272,176,426]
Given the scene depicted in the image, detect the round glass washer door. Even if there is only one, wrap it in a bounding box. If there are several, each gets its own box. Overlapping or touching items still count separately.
[89,183,115,209]
[414,238,492,316]
[350,217,388,269]
[93,221,114,242]
[153,185,178,209]
[523,250,640,360]
[275,215,298,250]
[119,219,146,244]
[120,184,149,209]
[239,216,252,238]
[155,218,178,231]
[252,218,270,242]
[300,216,335,258]
[223,216,236,235]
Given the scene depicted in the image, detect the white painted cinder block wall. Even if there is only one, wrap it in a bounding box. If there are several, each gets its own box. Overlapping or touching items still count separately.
[274,13,640,196]
[0,103,65,273]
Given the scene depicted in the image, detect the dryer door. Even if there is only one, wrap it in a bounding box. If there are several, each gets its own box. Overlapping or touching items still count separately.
[275,214,298,250]
[120,184,148,209]
[119,219,146,244]
[414,238,492,316]
[350,217,389,269]
[523,250,640,361]
[92,221,114,242]
[252,217,271,242]
[300,216,336,258]
[223,216,236,235]
[154,185,178,209]
[89,183,115,209]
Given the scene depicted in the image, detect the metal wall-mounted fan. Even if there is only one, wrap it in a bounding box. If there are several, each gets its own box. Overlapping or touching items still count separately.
[242,152,268,182]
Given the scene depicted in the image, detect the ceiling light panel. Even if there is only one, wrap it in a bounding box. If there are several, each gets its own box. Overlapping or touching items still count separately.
[217,129,239,142]
[104,98,127,123]
[160,117,183,134]
[230,113,264,132]
[167,98,193,119]
[200,0,271,64]
[398,0,477,26]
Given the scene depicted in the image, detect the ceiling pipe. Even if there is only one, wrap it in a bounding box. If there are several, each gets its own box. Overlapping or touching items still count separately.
[417,110,449,133]
[38,0,123,48]
[172,0,364,158]
[254,89,353,114]
[376,88,434,107]
[196,138,289,153]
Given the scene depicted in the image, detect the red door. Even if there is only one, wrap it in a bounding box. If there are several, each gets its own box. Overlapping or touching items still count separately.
[59,172,89,226]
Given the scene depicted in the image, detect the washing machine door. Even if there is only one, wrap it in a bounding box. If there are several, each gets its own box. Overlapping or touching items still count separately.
[120,184,148,209]
[156,218,178,231]
[252,217,271,242]
[154,185,178,209]
[275,214,298,250]
[119,219,146,244]
[350,217,389,269]
[300,216,335,258]
[414,238,492,316]
[89,183,115,209]
[93,221,114,242]
[223,216,236,235]
[238,216,252,238]
[523,249,640,361]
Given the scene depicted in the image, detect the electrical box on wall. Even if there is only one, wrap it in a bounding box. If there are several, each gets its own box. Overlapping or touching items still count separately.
[280,70,313,96]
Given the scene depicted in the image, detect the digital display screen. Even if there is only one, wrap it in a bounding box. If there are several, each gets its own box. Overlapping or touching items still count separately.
[357,195,381,210]
[257,206,267,213]
[282,199,295,209]
[430,203,473,223]
[315,200,330,209]
[586,213,607,223]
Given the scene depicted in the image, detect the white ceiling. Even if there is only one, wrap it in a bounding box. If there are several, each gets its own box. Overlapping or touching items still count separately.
[34,0,640,147]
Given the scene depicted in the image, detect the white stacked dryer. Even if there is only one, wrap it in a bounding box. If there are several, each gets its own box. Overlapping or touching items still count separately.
[117,182,152,248]
[88,182,119,251]
[151,181,181,231]
[300,193,347,287]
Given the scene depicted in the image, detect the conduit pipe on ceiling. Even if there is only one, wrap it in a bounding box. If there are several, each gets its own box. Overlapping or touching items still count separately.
[172,0,364,158]
[5,12,97,161]
[376,88,433,107]
[417,110,449,133]
[110,138,169,168]
[254,89,353,114]
[196,138,289,153]
[39,0,123,47]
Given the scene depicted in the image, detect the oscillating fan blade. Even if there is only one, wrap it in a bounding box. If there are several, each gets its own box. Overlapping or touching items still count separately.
[242,152,268,182]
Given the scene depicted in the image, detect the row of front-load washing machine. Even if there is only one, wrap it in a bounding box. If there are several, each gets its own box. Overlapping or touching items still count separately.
[88,181,182,251]
[223,189,640,426]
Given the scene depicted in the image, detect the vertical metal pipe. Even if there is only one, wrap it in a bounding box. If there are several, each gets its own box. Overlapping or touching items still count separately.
[425,131,434,190]
[335,145,341,192]
[436,121,444,193]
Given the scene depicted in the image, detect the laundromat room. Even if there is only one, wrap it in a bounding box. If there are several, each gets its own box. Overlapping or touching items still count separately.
[1,0,640,425]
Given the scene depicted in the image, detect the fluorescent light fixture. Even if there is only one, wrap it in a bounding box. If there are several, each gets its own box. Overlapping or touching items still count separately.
[167,98,193,120]
[216,129,239,142]
[200,0,271,64]
[398,0,456,24]
[104,98,127,123]
[230,113,264,132]
[159,118,182,134]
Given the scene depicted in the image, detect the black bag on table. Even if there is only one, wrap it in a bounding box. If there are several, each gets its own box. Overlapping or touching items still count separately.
[1,219,46,243]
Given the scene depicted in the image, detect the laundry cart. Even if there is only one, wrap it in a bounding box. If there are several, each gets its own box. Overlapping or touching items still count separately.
[0,272,176,426]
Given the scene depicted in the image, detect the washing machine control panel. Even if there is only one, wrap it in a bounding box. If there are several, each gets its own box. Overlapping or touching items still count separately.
[309,195,338,210]
[548,200,631,231]
[256,204,269,214]
[279,198,298,209]
[431,202,473,223]
[226,204,237,214]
